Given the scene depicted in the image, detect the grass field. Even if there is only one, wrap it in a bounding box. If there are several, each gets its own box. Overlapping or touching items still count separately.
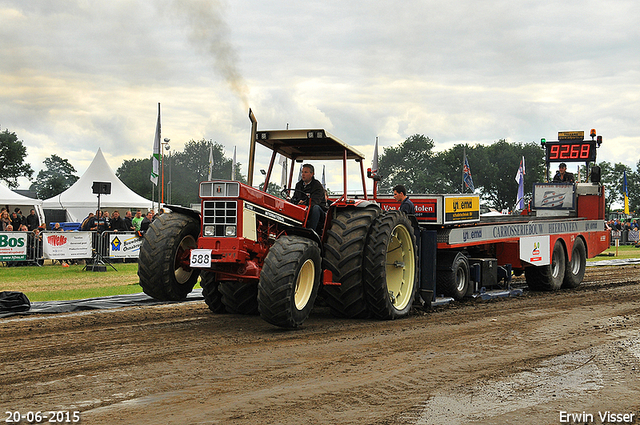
[1,244,638,302]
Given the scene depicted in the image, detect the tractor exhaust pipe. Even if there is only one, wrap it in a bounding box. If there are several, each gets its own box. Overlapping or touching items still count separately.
[247,108,257,186]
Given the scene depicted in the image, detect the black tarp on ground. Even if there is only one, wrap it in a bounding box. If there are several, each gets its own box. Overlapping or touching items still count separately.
[0,289,203,319]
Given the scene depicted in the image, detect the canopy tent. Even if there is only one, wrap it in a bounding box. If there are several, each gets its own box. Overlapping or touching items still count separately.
[0,183,45,227]
[42,148,153,222]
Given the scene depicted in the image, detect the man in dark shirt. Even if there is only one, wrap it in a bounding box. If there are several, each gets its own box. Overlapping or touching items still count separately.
[553,163,575,183]
[393,184,415,215]
[109,210,129,232]
[140,211,155,232]
[290,164,325,230]
[26,209,39,231]
[124,210,135,231]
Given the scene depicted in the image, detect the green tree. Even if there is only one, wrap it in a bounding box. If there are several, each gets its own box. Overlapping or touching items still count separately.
[258,182,284,197]
[379,134,445,194]
[471,140,545,211]
[116,157,154,199]
[0,129,33,188]
[117,139,245,207]
[29,154,79,199]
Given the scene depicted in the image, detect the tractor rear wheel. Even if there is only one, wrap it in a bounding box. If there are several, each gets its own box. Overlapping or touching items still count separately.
[526,240,566,291]
[138,213,200,300]
[363,211,418,319]
[200,271,225,313]
[322,206,381,318]
[258,235,321,328]
[563,238,586,289]
[220,280,259,315]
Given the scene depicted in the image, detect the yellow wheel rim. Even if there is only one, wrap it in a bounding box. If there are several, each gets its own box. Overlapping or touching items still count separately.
[385,224,416,310]
[294,259,315,310]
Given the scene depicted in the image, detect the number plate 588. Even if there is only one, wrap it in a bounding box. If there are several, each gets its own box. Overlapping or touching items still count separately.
[190,249,212,268]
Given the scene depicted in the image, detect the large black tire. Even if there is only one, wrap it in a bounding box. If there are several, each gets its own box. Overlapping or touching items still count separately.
[322,206,381,318]
[200,271,225,313]
[138,213,200,300]
[220,280,259,315]
[437,251,470,301]
[526,240,566,291]
[363,211,418,320]
[258,235,321,328]
[562,238,586,289]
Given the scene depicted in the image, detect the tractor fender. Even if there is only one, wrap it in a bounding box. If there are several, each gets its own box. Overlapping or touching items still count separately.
[163,204,201,222]
[282,225,322,252]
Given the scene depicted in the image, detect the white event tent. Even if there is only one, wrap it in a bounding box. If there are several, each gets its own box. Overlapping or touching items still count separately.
[42,148,154,222]
[0,183,45,226]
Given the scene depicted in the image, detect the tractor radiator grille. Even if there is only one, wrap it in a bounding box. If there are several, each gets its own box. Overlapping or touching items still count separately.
[202,200,237,236]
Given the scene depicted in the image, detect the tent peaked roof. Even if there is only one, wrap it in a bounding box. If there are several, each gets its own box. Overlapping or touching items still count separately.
[0,182,42,205]
[42,148,153,221]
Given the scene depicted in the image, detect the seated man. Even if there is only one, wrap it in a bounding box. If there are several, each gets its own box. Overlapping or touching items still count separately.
[290,163,326,231]
[552,162,575,183]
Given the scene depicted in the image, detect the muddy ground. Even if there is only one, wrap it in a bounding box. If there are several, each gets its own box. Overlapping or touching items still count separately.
[2,265,640,425]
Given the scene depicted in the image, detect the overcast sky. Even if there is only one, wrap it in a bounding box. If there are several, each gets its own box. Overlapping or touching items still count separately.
[1,0,639,193]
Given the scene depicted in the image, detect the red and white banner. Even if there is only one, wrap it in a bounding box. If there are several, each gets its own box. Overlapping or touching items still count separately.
[42,232,93,259]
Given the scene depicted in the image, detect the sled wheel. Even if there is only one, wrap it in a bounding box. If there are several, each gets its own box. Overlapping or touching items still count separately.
[526,240,566,291]
[562,238,586,289]
[437,251,470,301]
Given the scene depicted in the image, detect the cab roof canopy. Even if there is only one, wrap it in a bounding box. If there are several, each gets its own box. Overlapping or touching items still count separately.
[254,129,365,161]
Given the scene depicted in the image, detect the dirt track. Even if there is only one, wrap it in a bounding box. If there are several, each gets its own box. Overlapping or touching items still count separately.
[2,265,640,425]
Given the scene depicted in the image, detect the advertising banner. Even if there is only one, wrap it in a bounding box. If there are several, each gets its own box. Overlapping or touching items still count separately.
[42,232,93,259]
[0,232,28,261]
[108,233,143,258]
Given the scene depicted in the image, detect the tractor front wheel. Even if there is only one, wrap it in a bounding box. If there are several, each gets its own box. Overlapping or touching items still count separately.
[138,213,200,300]
[258,235,321,328]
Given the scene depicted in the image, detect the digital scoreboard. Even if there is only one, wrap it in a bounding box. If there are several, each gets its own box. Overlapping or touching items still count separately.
[543,130,598,163]
[544,140,597,162]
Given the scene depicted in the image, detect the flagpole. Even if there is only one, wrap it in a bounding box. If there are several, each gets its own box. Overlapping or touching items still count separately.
[462,147,466,193]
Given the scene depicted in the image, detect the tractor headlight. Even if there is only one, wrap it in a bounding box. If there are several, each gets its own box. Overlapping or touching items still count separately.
[204,226,215,236]
[225,226,236,237]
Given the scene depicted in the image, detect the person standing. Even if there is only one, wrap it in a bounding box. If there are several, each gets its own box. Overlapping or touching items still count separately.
[26,209,39,231]
[393,184,415,215]
[132,210,143,231]
[109,210,128,232]
[140,211,155,232]
[124,210,135,231]
[553,163,575,183]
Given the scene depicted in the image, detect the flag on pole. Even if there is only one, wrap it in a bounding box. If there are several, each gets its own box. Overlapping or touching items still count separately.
[515,156,525,209]
[231,146,236,181]
[150,103,161,185]
[371,137,379,178]
[208,144,214,181]
[463,152,474,192]
[623,170,630,215]
[322,165,326,189]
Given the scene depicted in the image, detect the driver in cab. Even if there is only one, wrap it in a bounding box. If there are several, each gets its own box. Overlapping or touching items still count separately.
[290,164,325,230]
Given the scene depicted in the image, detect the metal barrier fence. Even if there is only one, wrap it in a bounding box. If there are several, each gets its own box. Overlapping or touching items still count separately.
[0,231,141,266]
[610,229,639,245]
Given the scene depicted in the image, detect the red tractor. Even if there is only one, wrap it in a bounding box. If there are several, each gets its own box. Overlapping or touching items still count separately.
[138,110,418,328]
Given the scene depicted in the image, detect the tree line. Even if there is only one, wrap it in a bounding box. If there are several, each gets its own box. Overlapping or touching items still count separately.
[1,127,638,213]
